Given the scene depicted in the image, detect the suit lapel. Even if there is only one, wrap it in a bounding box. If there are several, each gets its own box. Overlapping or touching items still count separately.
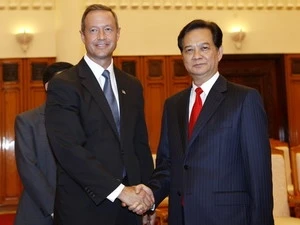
[78,59,119,137]
[176,88,191,153]
[114,66,127,138]
[188,75,227,146]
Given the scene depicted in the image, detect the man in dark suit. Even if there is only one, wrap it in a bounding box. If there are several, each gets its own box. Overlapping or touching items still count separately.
[147,19,274,225]
[14,62,73,225]
[45,4,154,225]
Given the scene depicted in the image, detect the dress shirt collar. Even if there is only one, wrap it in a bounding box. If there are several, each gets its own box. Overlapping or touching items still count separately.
[83,55,119,108]
[83,54,115,89]
[191,72,219,104]
[189,72,219,119]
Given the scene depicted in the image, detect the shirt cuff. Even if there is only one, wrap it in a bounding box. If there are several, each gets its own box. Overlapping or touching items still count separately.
[150,204,155,211]
[107,184,125,202]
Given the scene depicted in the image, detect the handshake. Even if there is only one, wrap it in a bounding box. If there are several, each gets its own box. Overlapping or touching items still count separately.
[118,184,155,215]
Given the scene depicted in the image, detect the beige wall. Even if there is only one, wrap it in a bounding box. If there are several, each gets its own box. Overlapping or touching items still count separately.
[0,0,299,64]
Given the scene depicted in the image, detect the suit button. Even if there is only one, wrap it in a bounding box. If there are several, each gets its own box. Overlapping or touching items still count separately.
[184,165,189,170]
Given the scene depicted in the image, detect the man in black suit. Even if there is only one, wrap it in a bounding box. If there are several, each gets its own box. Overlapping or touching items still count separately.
[45,4,154,225]
[14,62,73,225]
[147,19,274,225]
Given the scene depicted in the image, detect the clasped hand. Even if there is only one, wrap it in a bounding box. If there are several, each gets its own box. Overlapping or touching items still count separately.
[118,184,154,215]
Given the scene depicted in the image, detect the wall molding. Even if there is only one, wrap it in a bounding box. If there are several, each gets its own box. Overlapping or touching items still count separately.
[0,0,54,10]
[84,0,300,10]
[1,0,300,10]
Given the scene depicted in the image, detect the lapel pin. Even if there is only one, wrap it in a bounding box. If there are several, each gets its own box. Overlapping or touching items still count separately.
[122,90,126,94]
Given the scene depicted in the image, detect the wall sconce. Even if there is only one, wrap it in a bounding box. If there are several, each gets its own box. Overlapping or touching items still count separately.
[16,30,33,52]
[231,29,246,49]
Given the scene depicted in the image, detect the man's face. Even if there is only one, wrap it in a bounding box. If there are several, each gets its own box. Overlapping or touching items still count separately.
[181,28,223,82]
[80,10,120,68]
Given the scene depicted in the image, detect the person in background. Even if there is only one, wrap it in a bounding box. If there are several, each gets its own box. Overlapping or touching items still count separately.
[44,4,154,225]
[147,19,274,225]
[14,62,73,225]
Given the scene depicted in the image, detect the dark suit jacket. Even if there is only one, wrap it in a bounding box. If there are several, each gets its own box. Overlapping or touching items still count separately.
[149,75,274,225]
[14,104,55,225]
[45,58,153,225]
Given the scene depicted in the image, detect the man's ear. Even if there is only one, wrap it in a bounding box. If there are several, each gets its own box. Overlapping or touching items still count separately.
[218,45,223,62]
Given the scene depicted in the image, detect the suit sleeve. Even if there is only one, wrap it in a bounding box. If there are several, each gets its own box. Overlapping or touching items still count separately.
[133,83,154,184]
[240,90,274,225]
[148,101,172,206]
[14,115,54,216]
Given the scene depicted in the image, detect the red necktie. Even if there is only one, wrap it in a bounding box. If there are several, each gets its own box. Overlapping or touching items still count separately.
[188,87,203,138]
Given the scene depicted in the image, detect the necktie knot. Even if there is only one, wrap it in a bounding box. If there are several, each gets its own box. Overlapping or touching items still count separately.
[195,87,203,95]
[102,70,110,80]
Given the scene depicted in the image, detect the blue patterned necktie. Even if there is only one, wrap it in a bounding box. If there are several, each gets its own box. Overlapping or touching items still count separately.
[102,70,120,134]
